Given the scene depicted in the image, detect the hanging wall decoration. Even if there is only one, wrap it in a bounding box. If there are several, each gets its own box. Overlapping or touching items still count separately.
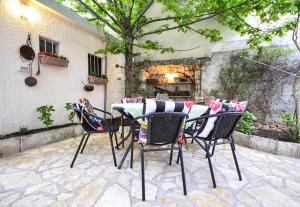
[20,33,37,87]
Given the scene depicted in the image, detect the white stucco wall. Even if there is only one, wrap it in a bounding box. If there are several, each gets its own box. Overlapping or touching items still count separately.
[136,3,295,61]
[0,0,124,135]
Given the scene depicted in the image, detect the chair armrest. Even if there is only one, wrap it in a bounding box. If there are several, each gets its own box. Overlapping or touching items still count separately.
[93,107,113,117]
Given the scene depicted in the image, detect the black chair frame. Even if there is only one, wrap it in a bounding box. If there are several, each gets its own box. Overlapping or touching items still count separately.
[181,112,244,188]
[130,112,188,201]
[70,106,119,168]
[113,106,141,169]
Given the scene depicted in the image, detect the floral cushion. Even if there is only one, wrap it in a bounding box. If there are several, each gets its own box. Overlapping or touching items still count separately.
[77,97,104,132]
[196,99,246,138]
[121,96,143,103]
[139,98,193,144]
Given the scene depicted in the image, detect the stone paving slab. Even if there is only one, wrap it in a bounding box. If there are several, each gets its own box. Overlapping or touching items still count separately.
[0,134,300,207]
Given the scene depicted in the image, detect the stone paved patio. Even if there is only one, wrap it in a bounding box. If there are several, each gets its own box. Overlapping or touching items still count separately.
[1,133,300,207]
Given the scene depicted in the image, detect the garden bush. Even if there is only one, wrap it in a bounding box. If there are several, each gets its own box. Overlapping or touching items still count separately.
[236,111,257,135]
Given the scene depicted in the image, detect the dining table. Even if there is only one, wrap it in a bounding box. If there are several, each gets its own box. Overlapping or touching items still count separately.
[111,102,209,169]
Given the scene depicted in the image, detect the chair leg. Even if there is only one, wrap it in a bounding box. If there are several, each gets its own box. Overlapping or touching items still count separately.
[114,132,119,150]
[230,140,242,181]
[179,145,187,195]
[141,147,146,201]
[211,140,217,157]
[121,125,125,148]
[109,132,117,167]
[230,135,236,151]
[191,137,194,144]
[70,133,87,168]
[118,140,133,169]
[130,139,134,168]
[169,143,174,165]
[80,133,90,154]
[176,144,182,164]
[205,142,216,188]
[205,140,212,158]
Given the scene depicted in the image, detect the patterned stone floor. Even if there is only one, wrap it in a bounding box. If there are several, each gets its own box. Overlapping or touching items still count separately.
[1,133,300,207]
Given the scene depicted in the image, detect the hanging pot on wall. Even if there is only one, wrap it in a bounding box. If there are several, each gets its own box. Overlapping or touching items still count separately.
[20,45,35,61]
[24,76,37,86]
[81,81,94,92]
[20,33,37,87]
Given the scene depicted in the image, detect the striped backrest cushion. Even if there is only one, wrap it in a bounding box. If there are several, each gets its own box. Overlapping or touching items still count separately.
[142,98,190,115]
[139,98,192,144]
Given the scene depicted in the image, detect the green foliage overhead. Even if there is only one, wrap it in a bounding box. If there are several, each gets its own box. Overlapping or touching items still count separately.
[57,0,300,96]
[57,0,299,54]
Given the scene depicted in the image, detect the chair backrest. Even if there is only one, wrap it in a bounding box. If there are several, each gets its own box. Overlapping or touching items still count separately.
[73,103,106,132]
[147,112,187,145]
[208,112,243,140]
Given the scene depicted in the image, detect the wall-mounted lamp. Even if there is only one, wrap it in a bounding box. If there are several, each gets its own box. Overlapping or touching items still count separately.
[20,1,37,22]
[165,72,178,83]
[11,0,37,22]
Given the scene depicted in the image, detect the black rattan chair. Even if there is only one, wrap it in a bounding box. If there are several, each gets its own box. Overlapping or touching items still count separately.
[131,112,188,201]
[185,112,244,188]
[70,104,119,168]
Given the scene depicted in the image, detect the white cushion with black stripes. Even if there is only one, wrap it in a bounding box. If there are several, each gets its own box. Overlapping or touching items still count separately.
[142,98,190,115]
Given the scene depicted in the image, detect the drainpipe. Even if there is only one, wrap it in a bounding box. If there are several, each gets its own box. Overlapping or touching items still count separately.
[104,54,108,117]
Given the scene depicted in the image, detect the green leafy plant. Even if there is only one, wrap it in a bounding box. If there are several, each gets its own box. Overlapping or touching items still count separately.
[19,126,28,135]
[36,105,55,128]
[280,112,300,142]
[65,102,75,123]
[237,111,257,135]
[101,74,108,79]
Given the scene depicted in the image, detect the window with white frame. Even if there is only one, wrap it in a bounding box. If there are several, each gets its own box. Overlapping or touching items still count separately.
[39,36,59,55]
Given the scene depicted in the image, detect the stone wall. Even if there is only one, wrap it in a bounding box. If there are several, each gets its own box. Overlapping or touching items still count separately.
[201,49,300,122]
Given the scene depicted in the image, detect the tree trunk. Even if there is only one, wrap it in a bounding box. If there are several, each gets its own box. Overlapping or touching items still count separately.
[124,45,134,97]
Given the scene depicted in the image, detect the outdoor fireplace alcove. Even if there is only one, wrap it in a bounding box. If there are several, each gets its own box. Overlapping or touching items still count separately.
[136,58,209,101]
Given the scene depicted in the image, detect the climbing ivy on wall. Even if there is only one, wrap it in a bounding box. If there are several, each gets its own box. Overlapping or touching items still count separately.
[213,47,293,120]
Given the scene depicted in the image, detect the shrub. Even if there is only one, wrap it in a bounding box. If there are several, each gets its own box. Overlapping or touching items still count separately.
[65,102,75,123]
[236,111,257,135]
[36,105,55,128]
[19,126,28,134]
[280,112,300,142]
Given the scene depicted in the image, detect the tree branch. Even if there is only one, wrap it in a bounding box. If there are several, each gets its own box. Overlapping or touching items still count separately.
[75,0,122,35]
[131,0,154,29]
[90,0,124,31]
[129,0,135,18]
[137,0,256,29]
[135,13,219,38]
[292,9,300,52]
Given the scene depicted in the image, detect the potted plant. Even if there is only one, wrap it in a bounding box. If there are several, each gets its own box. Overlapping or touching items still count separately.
[88,73,108,85]
[39,51,69,67]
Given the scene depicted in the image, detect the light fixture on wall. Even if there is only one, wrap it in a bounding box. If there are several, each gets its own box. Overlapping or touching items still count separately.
[20,1,37,22]
[165,72,178,83]
[11,0,37,22]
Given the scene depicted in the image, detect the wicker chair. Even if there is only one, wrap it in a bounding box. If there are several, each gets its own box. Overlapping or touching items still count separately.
[131,112,188,201]
[184,112,244,188]
[70,104,119,168]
